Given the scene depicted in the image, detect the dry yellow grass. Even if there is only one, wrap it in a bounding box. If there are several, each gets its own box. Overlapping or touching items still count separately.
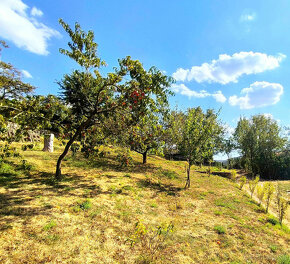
[0,141,289,263]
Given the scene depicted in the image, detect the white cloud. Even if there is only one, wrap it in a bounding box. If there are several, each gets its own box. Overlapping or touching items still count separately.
[262,113,273,119]
[229,81,283,109]
[0,0,60,55]
[21,69,32,78]
[171,84,226,103]
[240,12,256,22]
[172,52,285,84]
[31,7,43,17]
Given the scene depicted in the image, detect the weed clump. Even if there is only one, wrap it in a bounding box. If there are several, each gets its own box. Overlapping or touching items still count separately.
[73,199,92,212]
[277,254,290,264]
[214,225,226,234]
[128,221,174,262]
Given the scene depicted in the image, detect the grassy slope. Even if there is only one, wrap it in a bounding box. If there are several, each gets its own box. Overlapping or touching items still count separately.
[0,142,289,264]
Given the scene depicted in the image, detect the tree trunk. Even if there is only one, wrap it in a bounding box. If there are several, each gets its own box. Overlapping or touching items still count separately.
[185,162,191,189]
[55,118,91,180]
[55,136,75,180]
[43,134,54,152]
[142,151,147,164]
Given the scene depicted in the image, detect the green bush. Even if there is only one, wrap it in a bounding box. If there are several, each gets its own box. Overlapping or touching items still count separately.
[277,254,290,264]
[214,225,226,234]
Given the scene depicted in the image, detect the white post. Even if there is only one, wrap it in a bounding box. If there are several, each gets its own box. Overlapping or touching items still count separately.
[43,134,54,152]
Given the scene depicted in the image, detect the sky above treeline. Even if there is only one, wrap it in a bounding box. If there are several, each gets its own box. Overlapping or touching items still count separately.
[0,0,289,137]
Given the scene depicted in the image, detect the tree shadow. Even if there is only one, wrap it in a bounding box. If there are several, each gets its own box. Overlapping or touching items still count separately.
[136,178,182,196]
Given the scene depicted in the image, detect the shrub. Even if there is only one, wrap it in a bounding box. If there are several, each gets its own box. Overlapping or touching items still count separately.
[128,221,174,262]
[239,176,247,190]
[214,225,226,234]
[276,184,289,225]
[249,175,259,198]
[264,182,275,213]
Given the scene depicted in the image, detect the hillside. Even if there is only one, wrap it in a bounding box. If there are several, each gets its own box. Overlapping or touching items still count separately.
[0,142,289,264]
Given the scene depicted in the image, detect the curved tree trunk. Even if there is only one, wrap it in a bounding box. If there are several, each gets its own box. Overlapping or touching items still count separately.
[55,136,75,180]
[55,118,91,180]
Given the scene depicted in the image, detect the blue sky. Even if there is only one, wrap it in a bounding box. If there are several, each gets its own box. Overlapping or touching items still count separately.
[0,0,289,137]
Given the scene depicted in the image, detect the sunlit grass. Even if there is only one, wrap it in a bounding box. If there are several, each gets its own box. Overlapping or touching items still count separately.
[0,140,289,263]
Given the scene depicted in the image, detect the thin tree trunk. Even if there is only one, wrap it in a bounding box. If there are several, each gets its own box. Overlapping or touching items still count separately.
[142,150,147,164]
[55,118,91,180]
[185,162,191,189]
[55,137,75,180]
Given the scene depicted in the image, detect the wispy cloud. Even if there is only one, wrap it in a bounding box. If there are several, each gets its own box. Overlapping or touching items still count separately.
[171,84,226,103]
[0,0,60,55]
[21,69,32,78]
[172,52,285,85]
[229,81,283,109]
[240,12,256,22]
[31,7,43,17]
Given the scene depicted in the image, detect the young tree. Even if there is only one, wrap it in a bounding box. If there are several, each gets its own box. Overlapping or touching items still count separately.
[55,20,173,179]
[126,112,165,164]
[264,182,275,213]
[162,109,185,159]
[179,107,223,188]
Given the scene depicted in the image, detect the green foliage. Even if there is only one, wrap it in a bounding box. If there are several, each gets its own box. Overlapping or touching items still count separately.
[277,254,290,264]
[71,143,80,156]
[55,20,173,179]
[73,199,92,212]
[128,221,174,262]
[264,182,275,213]
[126,112,165,164]
[248,175,259,198]
[267,215,279,225]
[179,107,223,188]
[231,170,237,181]
[276,184,289,224]
[214,225,226,234]
[221,137,236,169]
[256,184,265,206]
[116,149,134,168]
[43,220,57,231]
[19,160,33,171]
[269,244,278,253]
[234,115,286,179]
[239,176,247,190]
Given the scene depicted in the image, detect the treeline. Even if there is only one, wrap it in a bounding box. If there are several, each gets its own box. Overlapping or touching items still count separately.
[1,20,289,185]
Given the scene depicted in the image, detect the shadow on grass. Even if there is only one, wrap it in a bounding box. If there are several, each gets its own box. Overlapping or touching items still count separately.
[136,178,182,196]
[65,154,158,175]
